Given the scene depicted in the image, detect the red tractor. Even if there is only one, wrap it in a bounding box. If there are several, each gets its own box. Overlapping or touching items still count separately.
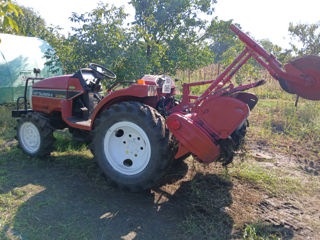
[12,25,320,191]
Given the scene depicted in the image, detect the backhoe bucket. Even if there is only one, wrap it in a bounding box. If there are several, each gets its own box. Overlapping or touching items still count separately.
[280,55,320,100]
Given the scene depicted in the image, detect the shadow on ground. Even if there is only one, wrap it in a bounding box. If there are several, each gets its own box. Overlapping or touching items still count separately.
[0,147,294,240]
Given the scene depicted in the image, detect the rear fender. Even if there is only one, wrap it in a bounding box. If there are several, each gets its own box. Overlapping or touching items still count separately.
[90,84,158,128]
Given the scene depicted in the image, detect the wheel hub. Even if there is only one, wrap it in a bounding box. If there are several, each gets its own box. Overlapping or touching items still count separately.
[103,121,151,175]
[19,122,40,154]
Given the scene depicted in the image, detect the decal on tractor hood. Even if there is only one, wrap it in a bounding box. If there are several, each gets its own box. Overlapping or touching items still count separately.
[32,89,82,100]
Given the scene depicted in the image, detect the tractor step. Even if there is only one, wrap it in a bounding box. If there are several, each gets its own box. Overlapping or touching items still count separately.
[80,107,89,119]
[67,117,91,127]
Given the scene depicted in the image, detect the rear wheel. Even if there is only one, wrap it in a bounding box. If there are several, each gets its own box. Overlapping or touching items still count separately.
[17,112,54,157]
[91,101,174,191]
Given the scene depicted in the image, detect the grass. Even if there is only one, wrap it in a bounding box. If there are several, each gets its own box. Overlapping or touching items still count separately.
[0,104,16,144]
[53,130,91,156]
[227,161,313,196]
[250,98,320,142]
[0,114,102,240]
[242,222,288,240]
[0,143,105,240]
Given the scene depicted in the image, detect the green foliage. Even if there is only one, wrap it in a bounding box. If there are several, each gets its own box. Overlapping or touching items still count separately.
[206,19,239,62]
[216,32,292,85]
[68,4,128,73]
[0,0,23,34]
[128,0,217,75]
[259,39,292,64]
[43,27,73,74]
[220,39,261,84]
[41,1,219,80]
[2,5,45,37]
[289,22,320,55]
[130,0,216,45]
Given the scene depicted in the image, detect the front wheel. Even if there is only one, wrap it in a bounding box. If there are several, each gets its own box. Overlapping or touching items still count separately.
[91,101,174,191]
[17,112,54,157]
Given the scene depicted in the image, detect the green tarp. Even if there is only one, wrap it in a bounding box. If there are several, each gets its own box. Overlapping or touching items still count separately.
[0,33,63,103]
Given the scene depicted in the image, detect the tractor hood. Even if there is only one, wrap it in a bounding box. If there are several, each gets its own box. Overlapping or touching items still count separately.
[33,75,73,90]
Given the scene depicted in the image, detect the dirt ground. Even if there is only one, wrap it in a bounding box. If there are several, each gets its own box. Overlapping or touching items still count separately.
[0,135,319,240]
[237,140,320,240]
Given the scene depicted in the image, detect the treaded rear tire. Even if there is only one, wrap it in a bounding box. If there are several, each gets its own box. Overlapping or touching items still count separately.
[17,112,54,157]
[91,101,174,191]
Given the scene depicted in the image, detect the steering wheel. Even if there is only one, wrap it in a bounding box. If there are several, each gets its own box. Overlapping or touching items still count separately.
[89,63,116,80]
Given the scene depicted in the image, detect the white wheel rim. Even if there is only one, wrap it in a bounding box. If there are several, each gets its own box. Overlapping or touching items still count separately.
[19,122,41,154]
[104,121,151,175]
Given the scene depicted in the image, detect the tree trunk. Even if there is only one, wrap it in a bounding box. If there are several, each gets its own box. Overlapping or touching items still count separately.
[147,44,151,57]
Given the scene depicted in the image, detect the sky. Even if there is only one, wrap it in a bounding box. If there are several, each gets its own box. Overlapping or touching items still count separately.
[15,0,320,49]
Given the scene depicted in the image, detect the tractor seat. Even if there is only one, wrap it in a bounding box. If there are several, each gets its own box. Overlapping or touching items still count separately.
[72,68,103,119]
[79,68,98,88]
